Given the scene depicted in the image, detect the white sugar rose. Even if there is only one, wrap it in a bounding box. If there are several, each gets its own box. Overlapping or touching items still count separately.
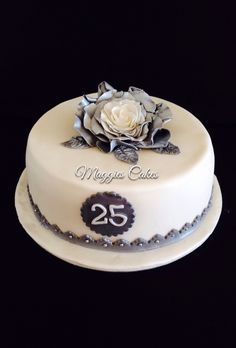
[100,99,148,140]
[72,81,173,154]
[63,81,179,164]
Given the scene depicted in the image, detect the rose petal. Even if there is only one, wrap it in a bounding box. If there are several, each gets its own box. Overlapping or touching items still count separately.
[84,103,97,117]
[122,91,136,100]
[128,86,156,112]
[150,116,163,143]
[75,106,84,118]
[83,111,92,130]
[99,117,151,142]
[94,101,107,122]
[83,105,97,132]
[98,113,124,139]
[153,115,163,127]
[110,140,121,152]
[98,81,115,97]
[145,112,154,122]
[90,117,105,135]
[74,116,96,146]
[156,103,172,123]
[96,140,110,153]
[79,96,91,108]
[122,122,149,140]
[153,129,171,147]
[97,90,117,102]
[136,129,170,149]
[100,120,120,138]
[114,91,124,98]
[84,95,97,104]
[138,122,150,139]
[96,133,109,142]
[143,116,163,145]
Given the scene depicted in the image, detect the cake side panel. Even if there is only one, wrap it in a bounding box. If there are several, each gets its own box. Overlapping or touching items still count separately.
[25,96,215,242]
[26,136,214,242]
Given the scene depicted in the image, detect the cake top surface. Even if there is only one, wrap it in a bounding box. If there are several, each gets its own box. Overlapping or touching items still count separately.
[27,87,213,191]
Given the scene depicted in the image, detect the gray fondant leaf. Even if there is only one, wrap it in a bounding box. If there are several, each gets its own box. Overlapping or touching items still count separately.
[62,136,90,149]
[153,142,180,154]
[114,145,138,164]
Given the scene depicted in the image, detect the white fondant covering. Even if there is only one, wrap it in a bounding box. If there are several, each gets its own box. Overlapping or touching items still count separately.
[26,95,214,242]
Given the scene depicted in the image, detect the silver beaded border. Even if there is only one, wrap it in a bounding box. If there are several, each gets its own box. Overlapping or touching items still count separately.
[27,185,213,252]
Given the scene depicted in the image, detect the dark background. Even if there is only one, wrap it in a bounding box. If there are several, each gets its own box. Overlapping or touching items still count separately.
[2,1,235,347]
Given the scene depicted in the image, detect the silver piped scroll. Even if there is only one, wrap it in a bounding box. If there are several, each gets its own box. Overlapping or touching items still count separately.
[27,185,212,252]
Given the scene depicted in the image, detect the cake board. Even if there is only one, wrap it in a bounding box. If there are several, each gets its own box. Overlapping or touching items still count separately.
[15,169,222,272]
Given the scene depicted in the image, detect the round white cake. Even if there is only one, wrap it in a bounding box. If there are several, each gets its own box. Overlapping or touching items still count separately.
[25,83,214,251]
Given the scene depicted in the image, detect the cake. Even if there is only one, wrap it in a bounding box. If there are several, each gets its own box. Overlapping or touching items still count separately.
[25,82,214,252]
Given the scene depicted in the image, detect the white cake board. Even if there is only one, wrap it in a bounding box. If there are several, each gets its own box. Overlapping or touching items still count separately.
[15,169,222,272]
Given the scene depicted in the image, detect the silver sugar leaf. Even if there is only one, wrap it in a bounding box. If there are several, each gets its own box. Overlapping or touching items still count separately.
[153,142,180,155]
[62,136,90,149]
[114,145,138,164]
